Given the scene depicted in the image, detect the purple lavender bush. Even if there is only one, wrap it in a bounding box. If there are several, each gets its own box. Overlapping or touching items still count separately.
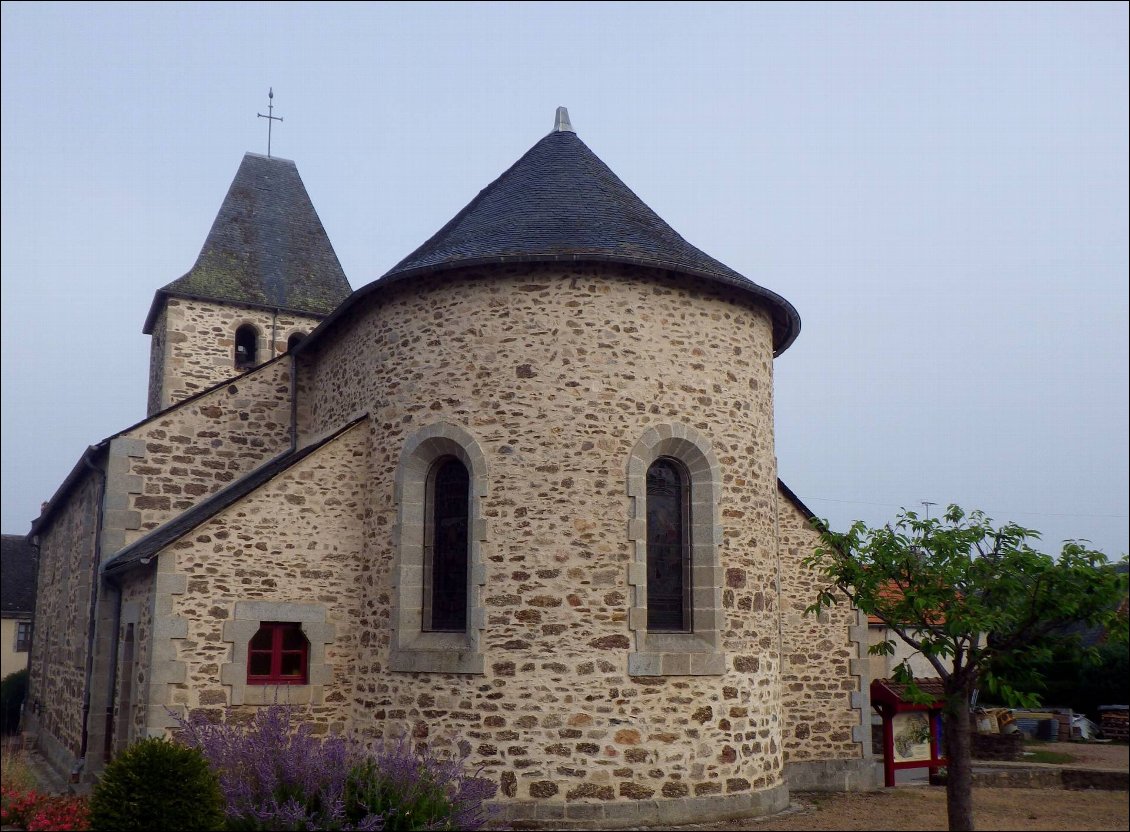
[348,737,498,832]
[175,705,498,831]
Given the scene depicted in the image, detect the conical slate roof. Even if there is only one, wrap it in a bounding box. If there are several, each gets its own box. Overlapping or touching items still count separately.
[143,153,351,333]
[378,111,800,353]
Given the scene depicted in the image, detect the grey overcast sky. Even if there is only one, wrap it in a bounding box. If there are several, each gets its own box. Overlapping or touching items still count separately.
[2,2,1127,558]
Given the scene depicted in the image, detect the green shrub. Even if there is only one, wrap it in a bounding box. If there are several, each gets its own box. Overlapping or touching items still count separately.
[89,737,225,831]
[0,669,28,735]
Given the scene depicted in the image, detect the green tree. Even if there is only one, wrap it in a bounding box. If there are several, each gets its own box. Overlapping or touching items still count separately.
[804,505,1128,832]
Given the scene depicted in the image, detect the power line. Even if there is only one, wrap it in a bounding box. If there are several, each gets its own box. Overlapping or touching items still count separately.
[799,495,1127,521]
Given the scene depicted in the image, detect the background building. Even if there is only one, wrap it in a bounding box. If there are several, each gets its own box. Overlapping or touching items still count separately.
[1,534,36,679]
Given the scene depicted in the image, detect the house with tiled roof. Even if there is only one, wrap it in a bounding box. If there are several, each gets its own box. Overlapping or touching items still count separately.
[1,534,36,679]
[864,581,955,682]
[25,109,878,826]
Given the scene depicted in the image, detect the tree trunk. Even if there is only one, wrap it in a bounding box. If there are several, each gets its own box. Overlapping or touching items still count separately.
[943,681,975,831]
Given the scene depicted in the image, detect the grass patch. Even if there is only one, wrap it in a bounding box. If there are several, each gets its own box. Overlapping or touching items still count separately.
[1,744,39,792]
[1021,741,1076,765]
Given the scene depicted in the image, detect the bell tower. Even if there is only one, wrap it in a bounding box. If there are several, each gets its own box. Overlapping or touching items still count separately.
[143,153,351,414]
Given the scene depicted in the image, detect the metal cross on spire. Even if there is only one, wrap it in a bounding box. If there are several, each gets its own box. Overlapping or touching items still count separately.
[257,88,283,158]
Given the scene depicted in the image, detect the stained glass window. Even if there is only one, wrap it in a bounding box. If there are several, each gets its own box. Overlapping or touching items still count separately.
[646,458,691,631]
[425,457,470,632]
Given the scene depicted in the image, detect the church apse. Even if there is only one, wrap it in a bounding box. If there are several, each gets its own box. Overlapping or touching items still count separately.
[26,110,875,825]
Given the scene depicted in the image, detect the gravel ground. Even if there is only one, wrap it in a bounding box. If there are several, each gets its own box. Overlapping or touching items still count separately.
[669,742,1129,832]
[675,786,1130,831]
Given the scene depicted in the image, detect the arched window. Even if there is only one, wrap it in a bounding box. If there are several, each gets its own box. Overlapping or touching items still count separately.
[424,457,470,632]
[287,332,306,352]
[246,621,309,684]
[646,457,691,632]
[627,424,724,676]
[390,422,487,674]
[234,324,259,369]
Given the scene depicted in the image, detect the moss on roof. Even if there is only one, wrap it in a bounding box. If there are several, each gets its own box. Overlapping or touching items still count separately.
[145,153,351,331]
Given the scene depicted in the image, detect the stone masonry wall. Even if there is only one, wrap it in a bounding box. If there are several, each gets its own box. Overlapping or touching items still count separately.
[776,492,866,764]
[26,470,102,775]
[152,297,321,412]
[156,421,369,732]
[109,356,295,555]
[297,265,788,814]
[116,566,156,753]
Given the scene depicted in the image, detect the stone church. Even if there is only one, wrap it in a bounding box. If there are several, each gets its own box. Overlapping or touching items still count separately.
[25,109,877,826]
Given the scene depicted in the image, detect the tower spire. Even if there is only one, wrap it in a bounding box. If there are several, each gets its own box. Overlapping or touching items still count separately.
[553,106,574,133]
[257,88,284,157]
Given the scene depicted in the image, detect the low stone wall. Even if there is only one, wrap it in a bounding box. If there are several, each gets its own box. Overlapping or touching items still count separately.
[784,759,881,792]
[494,782,790,830]
[1061,768,1130,791]
[971,731,1023,761]
[971,763,1129,791]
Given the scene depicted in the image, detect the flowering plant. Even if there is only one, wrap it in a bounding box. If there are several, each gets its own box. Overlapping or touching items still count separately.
[26,795,91,831]
[175,705,497,831]
[346,737,497,832]
[1,786,90,831]
[1,784,48,828]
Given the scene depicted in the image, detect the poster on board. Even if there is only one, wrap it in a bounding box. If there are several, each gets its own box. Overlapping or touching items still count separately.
[892,712,932,762]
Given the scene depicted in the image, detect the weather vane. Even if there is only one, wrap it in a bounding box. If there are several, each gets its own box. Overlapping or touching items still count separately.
[257,88,283,158]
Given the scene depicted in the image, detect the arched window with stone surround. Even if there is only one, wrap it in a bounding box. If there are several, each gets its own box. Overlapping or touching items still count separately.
[234,324,259,369]
[627,424,725,676]
[389,422,488,674]
[424,456,470,632]
[646,457,692,632]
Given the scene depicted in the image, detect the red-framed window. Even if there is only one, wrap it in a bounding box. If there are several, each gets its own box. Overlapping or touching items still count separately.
[246,622,309,685]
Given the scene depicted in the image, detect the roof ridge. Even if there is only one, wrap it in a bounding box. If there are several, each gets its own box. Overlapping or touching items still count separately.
[102,415,368,577]
[29,353,296,537]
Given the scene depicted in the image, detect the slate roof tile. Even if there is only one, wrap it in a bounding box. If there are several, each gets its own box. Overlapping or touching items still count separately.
[1,534,36,617]
[382,124,800,353]
[144,153,351,333]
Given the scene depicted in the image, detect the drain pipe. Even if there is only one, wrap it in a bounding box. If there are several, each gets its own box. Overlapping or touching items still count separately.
[25,529,43,733]
[290,349,299,451]
[76,449,107,782]
[271,308,279,362]
[100,574,123,764]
